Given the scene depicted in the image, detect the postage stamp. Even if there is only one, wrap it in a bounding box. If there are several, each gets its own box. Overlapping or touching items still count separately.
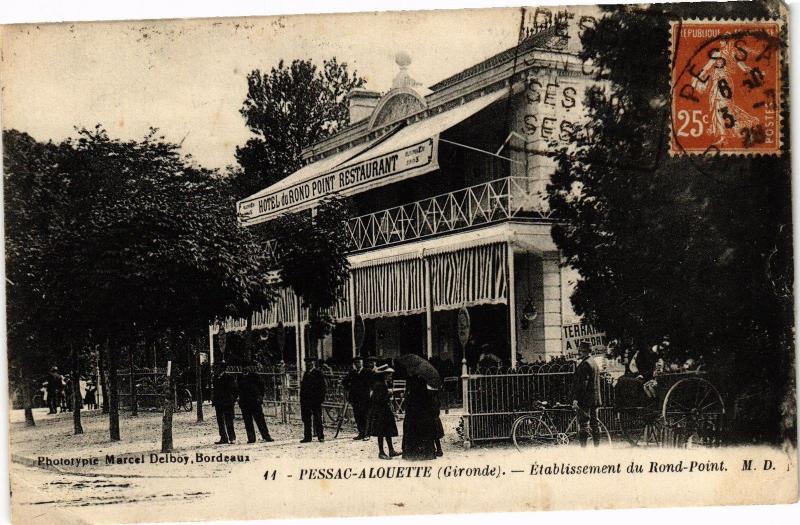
[670,20,782,155]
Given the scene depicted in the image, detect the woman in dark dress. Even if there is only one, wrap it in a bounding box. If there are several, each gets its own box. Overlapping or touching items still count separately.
[402,376,439,460]
[83,380,97,410]
[430,384,445,457]
[364,365,400,460]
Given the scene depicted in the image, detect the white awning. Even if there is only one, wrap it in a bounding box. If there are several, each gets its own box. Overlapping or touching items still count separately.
[237,88,508,226]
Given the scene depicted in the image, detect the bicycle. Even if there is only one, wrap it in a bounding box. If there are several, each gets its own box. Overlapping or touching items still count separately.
[174,387,193,412]
[511,401,612,451]
[153,384,193,412]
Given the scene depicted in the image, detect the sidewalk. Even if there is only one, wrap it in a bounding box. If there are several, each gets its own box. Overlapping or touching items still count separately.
[9,406,470,478]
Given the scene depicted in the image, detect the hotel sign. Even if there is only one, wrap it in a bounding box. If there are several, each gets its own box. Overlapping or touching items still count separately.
[238,138,437,225]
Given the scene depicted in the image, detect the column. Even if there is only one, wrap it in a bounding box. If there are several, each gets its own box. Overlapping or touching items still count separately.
[424,257,433,359]
[349,274,357,357]
[541,252,563,357]
[507,242,517,368]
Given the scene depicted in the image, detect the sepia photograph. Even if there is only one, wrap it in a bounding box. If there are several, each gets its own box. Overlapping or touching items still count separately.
[1,1,797,523]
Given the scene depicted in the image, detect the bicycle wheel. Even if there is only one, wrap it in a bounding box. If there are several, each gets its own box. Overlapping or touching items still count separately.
[564,416,612,446]
[179,389,192,412]
[512,414,557,452]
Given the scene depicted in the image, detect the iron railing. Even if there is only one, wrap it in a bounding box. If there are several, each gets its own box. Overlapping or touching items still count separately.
[460,362,618,445]
[346,176,554,252]
[259,177,554,262]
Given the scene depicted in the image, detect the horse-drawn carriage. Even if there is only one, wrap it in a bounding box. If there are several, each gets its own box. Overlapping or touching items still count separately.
[613,369,725,447]
[509,365,726,449]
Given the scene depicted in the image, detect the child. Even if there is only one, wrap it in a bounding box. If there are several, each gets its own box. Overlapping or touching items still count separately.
[364,365,400,460]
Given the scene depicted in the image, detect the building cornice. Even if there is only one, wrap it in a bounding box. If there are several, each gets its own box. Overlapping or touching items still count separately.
[301,45,587,164]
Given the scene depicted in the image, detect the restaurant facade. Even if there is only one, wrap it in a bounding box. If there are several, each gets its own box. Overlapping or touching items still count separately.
[218,20,595,371]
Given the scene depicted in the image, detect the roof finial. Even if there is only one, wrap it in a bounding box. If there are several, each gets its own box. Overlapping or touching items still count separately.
[395,51,412,69]
[392,51,419,89]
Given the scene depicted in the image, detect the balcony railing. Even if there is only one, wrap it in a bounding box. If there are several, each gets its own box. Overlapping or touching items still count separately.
[260,177,555,262]
[345,176,554,252]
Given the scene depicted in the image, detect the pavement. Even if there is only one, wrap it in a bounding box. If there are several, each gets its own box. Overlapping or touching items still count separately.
[8,405,480,524]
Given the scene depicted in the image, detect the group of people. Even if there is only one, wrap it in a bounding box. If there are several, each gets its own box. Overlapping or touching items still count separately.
[211,360,275,444]
[209,354,447,460]
[341,355,445,460]
[43,366,98,414]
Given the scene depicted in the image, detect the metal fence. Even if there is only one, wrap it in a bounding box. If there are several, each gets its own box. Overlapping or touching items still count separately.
[460,361,617,445]
[117,368,170,411]
[114,365,354,429]
[220,365,357,430]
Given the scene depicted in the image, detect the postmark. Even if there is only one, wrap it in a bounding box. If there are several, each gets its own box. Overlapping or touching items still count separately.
[671,20,782,155]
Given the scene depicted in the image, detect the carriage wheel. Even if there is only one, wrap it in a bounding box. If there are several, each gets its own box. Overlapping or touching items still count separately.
[512,414,556,452]
[616,407,665,447]
[564,416,612,446]
[662,377,725,447]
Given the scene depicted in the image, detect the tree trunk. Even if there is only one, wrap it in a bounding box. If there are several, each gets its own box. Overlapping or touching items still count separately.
[107,340,121,441]
[129,345,138,417]
[21,370,35,427]
[71,344,83,435]
[161,365,174,452]
[98,345,109,414]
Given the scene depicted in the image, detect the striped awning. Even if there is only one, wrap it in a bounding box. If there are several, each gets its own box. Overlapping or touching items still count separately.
[211,316,248,335]
[213,241,509,333]
[252,287,298,329]
[298,281,352,323]
[430,242,508,311]
[354,258,426,318]
[249,283,353,329]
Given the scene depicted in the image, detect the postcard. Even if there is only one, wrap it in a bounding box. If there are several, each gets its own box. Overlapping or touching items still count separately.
[2,2,797,524]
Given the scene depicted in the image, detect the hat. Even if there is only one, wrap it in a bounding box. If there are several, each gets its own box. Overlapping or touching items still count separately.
[578,341,592,352]
[352,355,364,362]
[304,356,318,362]
[375,364,394,374]
[364,356,377,362]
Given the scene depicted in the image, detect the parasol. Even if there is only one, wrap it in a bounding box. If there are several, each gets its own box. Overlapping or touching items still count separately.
[396,353,441,389]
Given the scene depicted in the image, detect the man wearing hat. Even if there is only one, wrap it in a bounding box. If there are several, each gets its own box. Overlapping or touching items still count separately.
[238,362,274,444]
[212,361,238,444]
[572,341,602,447]
[342,356,372,440]
[46,366,62,415]
[300,357,326,443]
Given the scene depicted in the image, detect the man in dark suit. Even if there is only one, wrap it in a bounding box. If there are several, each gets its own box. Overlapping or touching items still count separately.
[300,357,326,443]
[46,367,62,414]
[238,362,274,444]
[342,356,372,440]
[212,361,237,444]
[572,342,603,447]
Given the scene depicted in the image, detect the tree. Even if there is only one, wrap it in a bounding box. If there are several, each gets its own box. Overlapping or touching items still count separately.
[268,198,352,356]
[233,58,366,198]
[56,127,276,441]
[4,126,276,441]
[3,130,72,427]
[548,2,793,443]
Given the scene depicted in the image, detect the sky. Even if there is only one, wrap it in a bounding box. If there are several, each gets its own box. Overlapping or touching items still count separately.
[1,7,521,171]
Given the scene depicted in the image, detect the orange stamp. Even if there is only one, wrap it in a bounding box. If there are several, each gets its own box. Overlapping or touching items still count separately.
[671,20,782,155]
